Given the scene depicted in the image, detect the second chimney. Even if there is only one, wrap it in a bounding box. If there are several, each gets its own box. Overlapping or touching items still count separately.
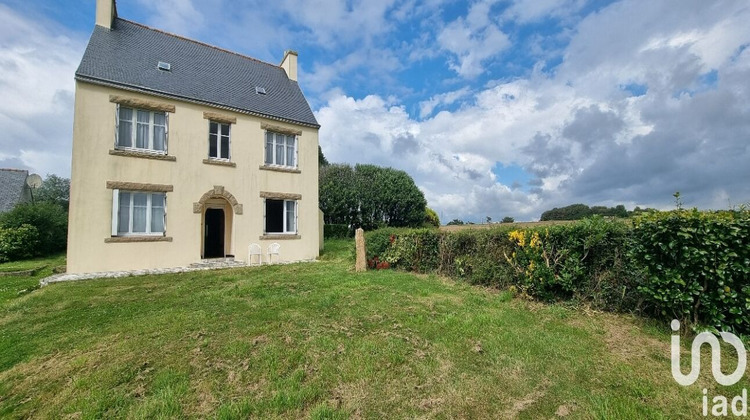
[280,50,298,82]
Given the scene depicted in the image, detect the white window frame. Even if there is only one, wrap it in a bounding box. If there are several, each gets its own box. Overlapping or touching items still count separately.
[208,121,231,161]
[263,199,297,234]
[264,131,297,168]
[111,189,167,236]
[115,105,168,154]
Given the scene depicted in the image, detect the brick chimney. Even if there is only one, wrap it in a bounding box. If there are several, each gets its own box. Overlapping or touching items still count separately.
[280,50,298,82]
[96,0,117,29]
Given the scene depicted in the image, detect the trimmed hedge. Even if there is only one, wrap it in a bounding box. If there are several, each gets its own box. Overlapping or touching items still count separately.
[363,210,750,333]
[0,224,41,263]
[324,224,352,239]
[632,210,750,333]
[0,202,67,257]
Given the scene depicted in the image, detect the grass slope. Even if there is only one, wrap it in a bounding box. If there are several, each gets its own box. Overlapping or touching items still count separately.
[0,241,741,418]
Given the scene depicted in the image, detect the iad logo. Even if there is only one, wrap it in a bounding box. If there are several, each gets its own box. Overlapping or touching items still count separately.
[671,319,749,417]
[670,319,746,386]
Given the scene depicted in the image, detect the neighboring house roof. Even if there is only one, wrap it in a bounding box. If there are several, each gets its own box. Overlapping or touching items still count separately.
[0,169,29,213]
[75,19,319,128]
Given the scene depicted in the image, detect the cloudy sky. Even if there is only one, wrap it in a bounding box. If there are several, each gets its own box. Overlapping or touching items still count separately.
[1,0,749,221]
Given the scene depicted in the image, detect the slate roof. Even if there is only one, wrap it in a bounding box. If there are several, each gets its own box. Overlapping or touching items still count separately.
[76,19,319,128]
[0,169,28,213]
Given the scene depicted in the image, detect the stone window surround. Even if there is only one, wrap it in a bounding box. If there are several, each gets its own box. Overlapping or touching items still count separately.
[259,191,302,200]
[109,95,176,113]
[105,181,174,243]
[203,158,236,167]
[106,181,174,192]
[203,111,237,125]
[259,234,301,240]
[261,123,302,136]
[260,191,301,239]
[259,165,300,174]
[109,149,177,161]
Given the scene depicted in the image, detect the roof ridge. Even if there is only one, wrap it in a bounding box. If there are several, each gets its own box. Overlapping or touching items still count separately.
[117,18,283,70]
[0,168,28,173]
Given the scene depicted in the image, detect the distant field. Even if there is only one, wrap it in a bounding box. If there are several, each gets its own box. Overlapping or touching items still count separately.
[440,220,575,232]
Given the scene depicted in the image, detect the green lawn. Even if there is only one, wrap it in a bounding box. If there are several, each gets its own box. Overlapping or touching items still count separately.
[0,240,742,418]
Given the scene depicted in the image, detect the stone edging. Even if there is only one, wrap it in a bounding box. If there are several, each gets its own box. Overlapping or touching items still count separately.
[40,259,317,287]
[0,265,47,277]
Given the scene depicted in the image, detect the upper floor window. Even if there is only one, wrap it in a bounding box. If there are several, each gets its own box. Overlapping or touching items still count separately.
[116,106,167,153]
[265,132,297,168]
[208,121,230,160]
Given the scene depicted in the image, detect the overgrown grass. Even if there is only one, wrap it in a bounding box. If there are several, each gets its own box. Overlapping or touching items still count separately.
[0,241,742,418]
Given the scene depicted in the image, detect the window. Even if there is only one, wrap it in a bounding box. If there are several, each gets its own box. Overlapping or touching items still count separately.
[264,132,297,167]
[265,199,296,234]
[208,121,230,160]
[112,190,166,236]
[116,106,167,153]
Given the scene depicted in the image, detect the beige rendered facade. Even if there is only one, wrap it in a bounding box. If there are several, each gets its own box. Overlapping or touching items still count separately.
[68,83,320,273]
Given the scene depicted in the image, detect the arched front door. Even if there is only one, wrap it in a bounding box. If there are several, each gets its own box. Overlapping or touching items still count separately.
[203,208,225,258]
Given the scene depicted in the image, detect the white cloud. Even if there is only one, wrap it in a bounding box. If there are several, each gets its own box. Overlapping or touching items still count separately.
[437,0,510,78]
[318,0,750,221]
[503,0,585,23]
[0,5,85,177]
[135,0,204,37]
[418,87,472,118]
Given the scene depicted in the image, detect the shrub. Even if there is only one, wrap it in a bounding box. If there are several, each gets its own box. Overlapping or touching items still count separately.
[504,217,636,308]
[424,207,440,228]
[0,224,41,262]
[324,224,351,239]
[368,217,635,309]
[632,209,750,333]
[438,227,515,288]
[363,227,410,261]
[0,202,67,256]
[362,211,750,333]
[382,228,441,272]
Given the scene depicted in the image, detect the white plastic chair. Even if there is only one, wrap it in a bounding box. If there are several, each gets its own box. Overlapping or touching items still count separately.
[248,243,262,266]
[267,242,280,264]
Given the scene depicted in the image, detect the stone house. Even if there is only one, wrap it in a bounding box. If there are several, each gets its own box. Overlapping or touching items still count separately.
[68,0,321,273]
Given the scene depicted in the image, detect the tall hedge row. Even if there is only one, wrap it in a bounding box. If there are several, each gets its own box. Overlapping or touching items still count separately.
[364,210,750,333]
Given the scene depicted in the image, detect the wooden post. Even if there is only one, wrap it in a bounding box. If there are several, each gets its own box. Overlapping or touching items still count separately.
[355,228,366,272]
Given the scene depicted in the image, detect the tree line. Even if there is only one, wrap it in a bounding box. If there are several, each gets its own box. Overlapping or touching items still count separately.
[540,203,656,221]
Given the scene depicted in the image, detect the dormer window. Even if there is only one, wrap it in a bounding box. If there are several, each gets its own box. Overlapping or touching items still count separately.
[255,86,267,95]
[157,61,171,71]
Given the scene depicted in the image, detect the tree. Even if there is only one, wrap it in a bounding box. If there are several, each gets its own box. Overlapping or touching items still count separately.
[34,174,70,211]
[319,163,427,231]
[318,146,329,167]
[424,207,440,228]
[486,216,492,224]
[447,219,464,226]
[541,204,592,221]
[501,216,515,223]
[319,164,357,226]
